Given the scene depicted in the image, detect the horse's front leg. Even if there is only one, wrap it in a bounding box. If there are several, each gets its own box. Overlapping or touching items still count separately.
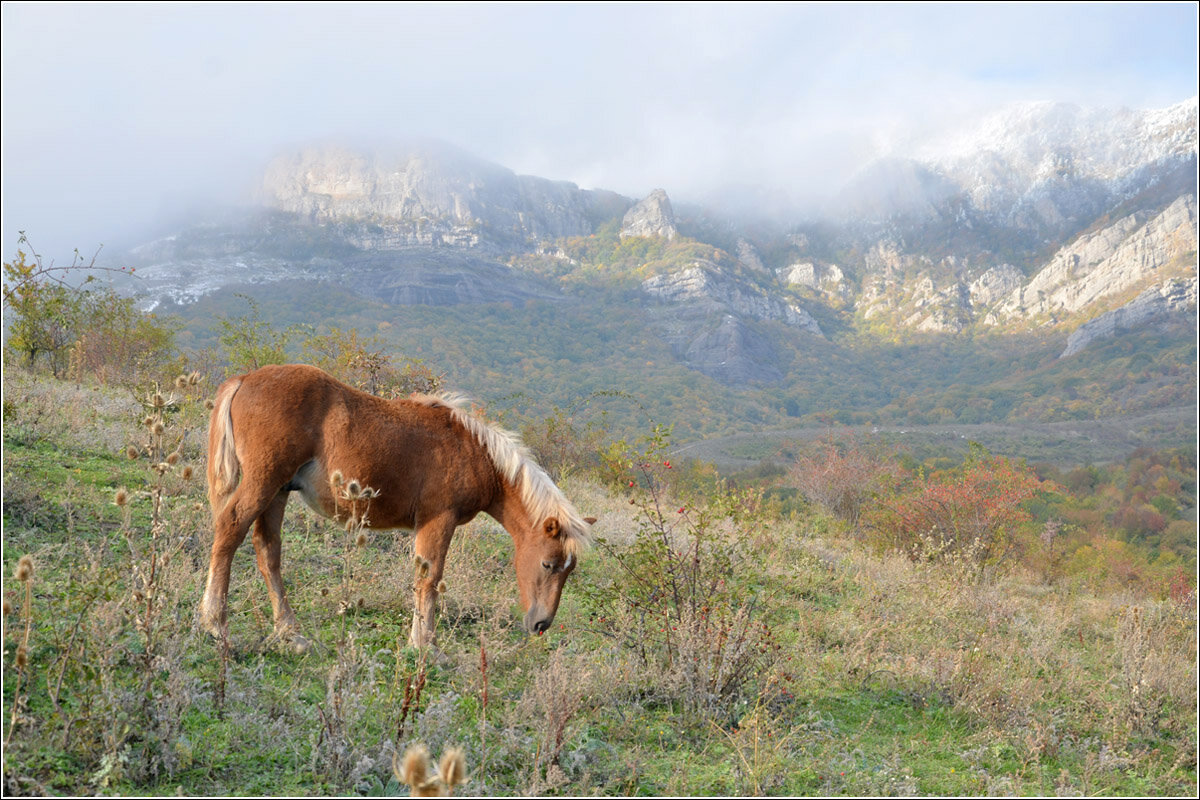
[409,513,456,649]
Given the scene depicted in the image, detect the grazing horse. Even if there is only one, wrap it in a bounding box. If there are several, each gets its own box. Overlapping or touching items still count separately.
[199,364,593,649]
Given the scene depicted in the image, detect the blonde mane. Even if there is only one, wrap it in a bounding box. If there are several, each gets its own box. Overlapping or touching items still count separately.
[410,394,592,555]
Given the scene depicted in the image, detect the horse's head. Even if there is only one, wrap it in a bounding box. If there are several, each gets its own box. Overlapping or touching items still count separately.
[514,515,594,635]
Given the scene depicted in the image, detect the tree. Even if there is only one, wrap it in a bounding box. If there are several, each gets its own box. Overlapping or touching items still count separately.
[3,234,172,381]
[2,248,84,375]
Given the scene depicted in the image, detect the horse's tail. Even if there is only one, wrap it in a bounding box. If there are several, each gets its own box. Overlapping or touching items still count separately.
[207,377,243,514]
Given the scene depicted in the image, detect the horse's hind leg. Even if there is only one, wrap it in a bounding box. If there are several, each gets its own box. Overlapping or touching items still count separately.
[199,482,278,641]
[252,491,309,653]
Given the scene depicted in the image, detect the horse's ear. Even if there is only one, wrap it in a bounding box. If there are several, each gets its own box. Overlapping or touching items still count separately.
[584,517,597,526]
[543,517,561,538]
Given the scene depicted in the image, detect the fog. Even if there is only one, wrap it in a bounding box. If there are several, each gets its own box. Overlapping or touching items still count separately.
[2,2,1196,264]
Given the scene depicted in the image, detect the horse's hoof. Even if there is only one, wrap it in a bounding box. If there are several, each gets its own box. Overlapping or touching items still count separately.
[267,630,312,655]
[288,634,312,655]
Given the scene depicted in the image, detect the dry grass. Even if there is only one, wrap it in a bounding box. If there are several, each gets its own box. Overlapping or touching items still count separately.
[2,367,1196,796]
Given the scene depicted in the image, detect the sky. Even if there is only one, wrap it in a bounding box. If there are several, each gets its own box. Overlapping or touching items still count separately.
[2,2,1197,264]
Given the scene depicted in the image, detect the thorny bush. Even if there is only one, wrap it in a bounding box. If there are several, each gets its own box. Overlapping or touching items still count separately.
[587,426,783,719]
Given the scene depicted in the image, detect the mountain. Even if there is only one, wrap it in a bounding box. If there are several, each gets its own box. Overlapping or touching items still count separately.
[115,98,1197,447]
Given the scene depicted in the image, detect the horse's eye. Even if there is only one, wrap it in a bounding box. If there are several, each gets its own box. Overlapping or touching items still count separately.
[542,561,554,571]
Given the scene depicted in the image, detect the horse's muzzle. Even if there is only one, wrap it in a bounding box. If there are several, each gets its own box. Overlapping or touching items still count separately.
[525,608,553,635]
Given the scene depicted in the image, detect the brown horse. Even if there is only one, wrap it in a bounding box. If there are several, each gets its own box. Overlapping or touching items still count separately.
[199,364,593,650]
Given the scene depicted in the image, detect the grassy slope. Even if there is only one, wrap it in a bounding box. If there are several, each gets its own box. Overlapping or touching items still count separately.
[166,278,1197,452]
[2,369,1195,796]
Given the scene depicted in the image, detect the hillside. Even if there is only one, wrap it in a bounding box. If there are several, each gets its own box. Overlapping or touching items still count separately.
[1,368,1195,795]
[109,98,1197,458]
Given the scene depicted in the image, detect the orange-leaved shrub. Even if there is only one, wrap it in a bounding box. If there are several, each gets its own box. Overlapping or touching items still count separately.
[864,449,1044,572]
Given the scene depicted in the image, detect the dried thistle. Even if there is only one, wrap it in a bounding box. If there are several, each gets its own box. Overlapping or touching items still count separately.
[204,399,215,411]
[345,479,362,499]
[439,748,467,789]
[126,445,140,460]
[14,556,33,583]
[114,488,129,507]
[329,470,345,487]
[398,745,430,788]
[395,744,468,796]
[14,644,28,670]
[355,531,368,548]
[166,450,181,466]
[175,375,189,391]
[437,580,448,594]
[182,465,194,481]
[152,421,166,437]
[414,555,431,580]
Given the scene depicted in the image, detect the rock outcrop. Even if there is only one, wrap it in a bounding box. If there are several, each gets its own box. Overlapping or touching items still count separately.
[1061,277,1198,357]
[620,189,677,240]
[260,142,626,246]
[640,262,823,385]
[642,264,823,335]
[994,194,1197,321]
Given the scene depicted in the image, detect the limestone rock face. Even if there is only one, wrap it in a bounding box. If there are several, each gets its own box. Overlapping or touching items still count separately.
[1061,277,1198,357]
[737,238,767,272]
[642,264,823,335]
[620,189,678,240]
[640,262,823,384]
[995,194,1197,320]
[260,143,621,245]
[968,264,1024,309]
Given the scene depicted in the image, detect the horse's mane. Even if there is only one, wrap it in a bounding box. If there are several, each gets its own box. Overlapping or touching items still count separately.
[409,394,592,555]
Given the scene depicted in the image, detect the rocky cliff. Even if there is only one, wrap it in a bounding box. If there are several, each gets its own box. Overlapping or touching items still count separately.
[260,142,628,247]
[993,193,1197,322]
[620,189,678,240]
[1061,276,1199,358]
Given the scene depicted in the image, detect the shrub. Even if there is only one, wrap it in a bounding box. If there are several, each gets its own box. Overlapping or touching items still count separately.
[787,436,901,525]
[864,449,1043,573]
[586,427,782,719]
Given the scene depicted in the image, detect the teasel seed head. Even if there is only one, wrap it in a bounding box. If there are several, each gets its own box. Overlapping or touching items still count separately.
[355,531,368,548]
[329,470,345,487]
[15,555,34,583]
[15,644,28,670]
[114,488,129,507]
[439,747,467,788]
[345,479,362,499]
[166,450,181,466]
[182,465,194,481]
[397,745,430,788]
[152,421,166,437]
[126,445,140,460]
[175,375,189,391]
[204,399,215,411]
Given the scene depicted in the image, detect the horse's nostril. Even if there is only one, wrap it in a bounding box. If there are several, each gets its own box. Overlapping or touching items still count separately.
[533,618,550,634]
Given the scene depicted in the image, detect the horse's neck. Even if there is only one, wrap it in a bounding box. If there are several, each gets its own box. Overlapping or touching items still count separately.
[488,480,534,541]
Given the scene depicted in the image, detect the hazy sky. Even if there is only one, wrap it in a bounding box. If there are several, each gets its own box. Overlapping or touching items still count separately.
[2,2,1197,263]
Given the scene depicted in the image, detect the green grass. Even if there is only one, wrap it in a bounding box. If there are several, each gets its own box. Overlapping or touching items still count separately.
[2,368,1196,796]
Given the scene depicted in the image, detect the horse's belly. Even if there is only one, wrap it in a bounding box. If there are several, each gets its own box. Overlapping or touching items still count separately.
[288,459,415,531]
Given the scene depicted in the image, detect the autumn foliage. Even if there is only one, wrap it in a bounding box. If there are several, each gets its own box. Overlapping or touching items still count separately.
[865,452,1043,568]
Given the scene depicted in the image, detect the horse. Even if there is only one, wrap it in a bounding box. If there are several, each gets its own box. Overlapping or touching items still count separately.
[199,363,593,650]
